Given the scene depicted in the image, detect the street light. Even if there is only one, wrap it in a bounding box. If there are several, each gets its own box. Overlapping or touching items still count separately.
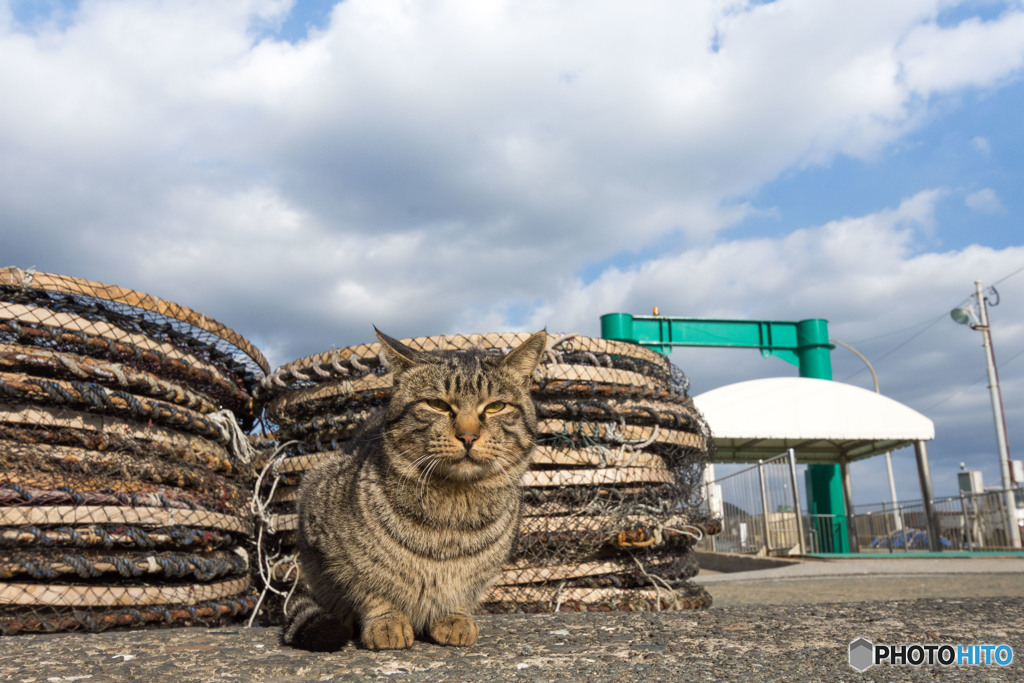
[950,306,974,326]
[951,281,1020,548]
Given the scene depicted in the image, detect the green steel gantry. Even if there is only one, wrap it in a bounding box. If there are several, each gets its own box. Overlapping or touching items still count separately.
[600,312,849,553]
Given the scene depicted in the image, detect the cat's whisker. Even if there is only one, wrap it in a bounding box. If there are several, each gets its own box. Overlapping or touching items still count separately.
[416,460,430,500]
[425,459,441,493]
[418,456,443,500]
[492,446,522,466]
[403,456,432,489]
[408,453,435,472]
[427,457,445,491]
[382,444,421,479]
[483,448,519,488]
[489,458,515,489]
[489,450,520,489]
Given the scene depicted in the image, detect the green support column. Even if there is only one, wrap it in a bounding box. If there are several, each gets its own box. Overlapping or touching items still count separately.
[804,465,849,553]
[794,319,848,553]
[795,319,832,380]
[600,313,637,345]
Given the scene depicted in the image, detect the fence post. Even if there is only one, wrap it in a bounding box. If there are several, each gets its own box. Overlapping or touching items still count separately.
[882,501,893,554]
[959,491,968,551]
[975,492,988,547]
[786,449,805,555]
[758,459,772,555]
[899,505,909,553]
[705,480,717,552]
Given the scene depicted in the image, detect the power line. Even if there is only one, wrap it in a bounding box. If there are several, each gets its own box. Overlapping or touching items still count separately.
[848,312,949,346]
[869,314,947,365]
[993,263,1024,287]
[842,264,1023,380]
[840,313,947,381]
[920,346,1024,413]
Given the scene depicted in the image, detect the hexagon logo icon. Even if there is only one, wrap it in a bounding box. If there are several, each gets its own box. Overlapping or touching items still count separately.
[849,638,875,672]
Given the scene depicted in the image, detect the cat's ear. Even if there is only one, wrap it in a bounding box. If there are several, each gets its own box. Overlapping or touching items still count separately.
[501,330,547,385]
[374,327,423,375]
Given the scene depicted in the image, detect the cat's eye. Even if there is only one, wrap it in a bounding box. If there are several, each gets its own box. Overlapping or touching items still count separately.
[424,398,452,412]
[484,401,506,414]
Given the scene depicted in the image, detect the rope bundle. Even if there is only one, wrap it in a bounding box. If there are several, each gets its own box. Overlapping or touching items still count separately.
[0,269,263,634]
[1,268,719,630]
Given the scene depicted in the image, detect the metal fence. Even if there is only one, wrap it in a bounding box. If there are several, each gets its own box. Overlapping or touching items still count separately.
[837,488,1024,553]
[700,451,1024,555]
[698,450,804,556]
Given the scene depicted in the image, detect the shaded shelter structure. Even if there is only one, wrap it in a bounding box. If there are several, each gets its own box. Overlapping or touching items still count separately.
[693,377,939,552]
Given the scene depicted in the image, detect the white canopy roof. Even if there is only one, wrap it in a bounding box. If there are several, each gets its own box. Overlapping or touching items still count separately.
[692,377,935,464]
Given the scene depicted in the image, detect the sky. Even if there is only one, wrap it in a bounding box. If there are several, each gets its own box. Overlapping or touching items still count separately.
[3,0,1024,506]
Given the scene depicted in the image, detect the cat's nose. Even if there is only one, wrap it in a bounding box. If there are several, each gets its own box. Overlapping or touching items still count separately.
[457,432,479,448]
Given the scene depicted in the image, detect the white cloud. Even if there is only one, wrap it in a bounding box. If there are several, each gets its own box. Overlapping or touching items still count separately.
[5,1,1024,268]
[2,1,1024,504]
[971,135,992,155]
[964,187,1004,214]
[2,2,1021,343]
[898,10,1024,93]
[521,189,947,333]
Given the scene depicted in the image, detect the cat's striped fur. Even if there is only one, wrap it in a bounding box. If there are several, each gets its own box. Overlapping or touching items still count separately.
[281,328,547,651]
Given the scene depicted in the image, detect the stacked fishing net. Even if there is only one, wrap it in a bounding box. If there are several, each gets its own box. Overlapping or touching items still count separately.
[252,332,716,619]
[0,268,267,634]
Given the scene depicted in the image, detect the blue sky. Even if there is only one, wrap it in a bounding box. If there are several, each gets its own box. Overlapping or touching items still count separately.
[270,0,336,42]
[743,82,1024,250]
[588,74,1024,283]
[3,0,1024,507]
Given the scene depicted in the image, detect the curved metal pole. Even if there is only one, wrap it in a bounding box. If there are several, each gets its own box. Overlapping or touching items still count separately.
[831,338,901,530]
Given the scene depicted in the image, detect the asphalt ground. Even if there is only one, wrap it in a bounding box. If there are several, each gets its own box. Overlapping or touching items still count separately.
[693,554,1024,607]
[2,555,1022,682]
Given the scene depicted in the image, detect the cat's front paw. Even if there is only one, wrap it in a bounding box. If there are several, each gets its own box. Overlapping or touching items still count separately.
[280,593,353,652]
[362,612,415,650]
[429,614,479,646]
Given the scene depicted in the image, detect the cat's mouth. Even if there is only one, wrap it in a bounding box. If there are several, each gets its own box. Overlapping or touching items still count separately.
[435,451,496,481]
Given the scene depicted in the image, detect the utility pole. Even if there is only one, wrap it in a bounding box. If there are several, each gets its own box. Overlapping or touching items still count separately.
[974,282,1020,548]
[954,281,1020,548]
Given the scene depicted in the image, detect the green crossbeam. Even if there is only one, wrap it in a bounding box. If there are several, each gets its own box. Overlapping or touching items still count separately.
[600,313,833,379]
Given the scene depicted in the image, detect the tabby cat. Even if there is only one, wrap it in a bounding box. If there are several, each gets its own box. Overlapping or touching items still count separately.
[281,328,548,651]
